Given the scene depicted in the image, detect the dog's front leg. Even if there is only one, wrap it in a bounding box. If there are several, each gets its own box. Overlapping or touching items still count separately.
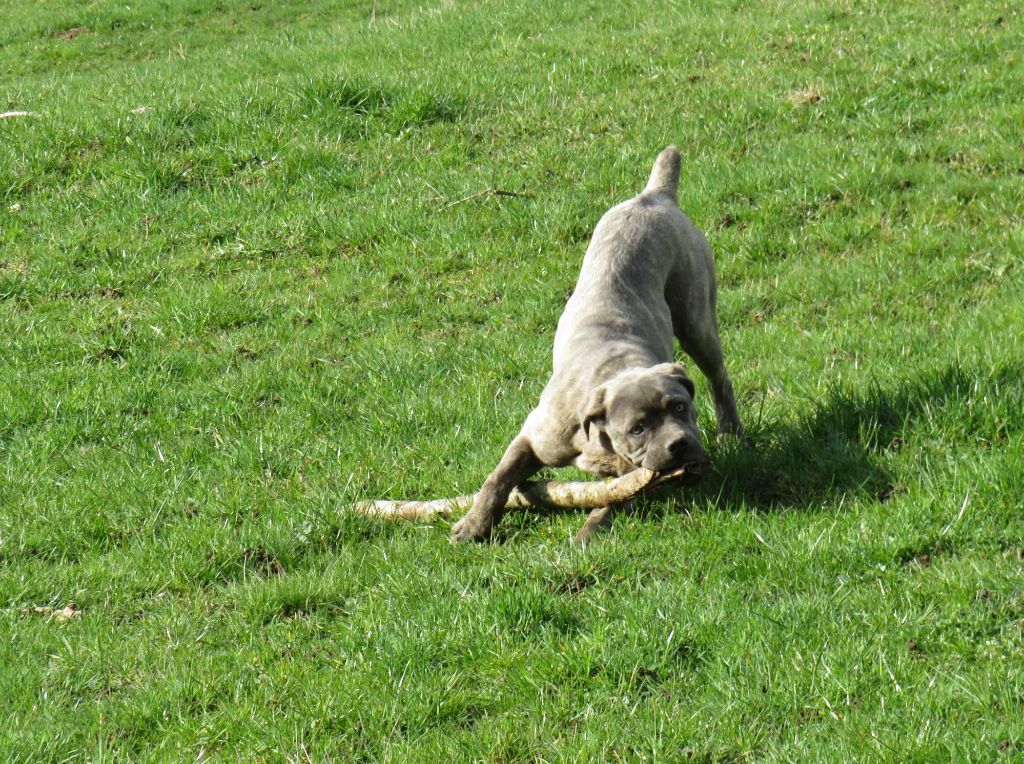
[573,505,615,548]
[451,435,541,542]
[572,496,638,548]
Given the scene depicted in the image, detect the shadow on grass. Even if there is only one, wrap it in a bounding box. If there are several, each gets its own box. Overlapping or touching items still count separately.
[653,361,1023,514]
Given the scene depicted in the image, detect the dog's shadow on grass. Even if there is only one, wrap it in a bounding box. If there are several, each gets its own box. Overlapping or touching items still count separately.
[496,362,1019,537]
[639,362,1020,515]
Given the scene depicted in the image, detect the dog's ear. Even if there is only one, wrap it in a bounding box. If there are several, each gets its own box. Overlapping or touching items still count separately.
[656,362,696,399]
[577,385,607,438]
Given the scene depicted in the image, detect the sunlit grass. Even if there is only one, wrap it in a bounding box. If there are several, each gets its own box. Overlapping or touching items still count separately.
[1,0,1022,760]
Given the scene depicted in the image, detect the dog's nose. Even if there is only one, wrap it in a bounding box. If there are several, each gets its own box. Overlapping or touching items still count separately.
[667,435,708,464]
[668,435,691,455]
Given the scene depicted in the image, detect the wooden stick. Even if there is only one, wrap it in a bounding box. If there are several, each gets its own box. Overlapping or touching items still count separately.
[349,465,694,522]
[441,188,533,210]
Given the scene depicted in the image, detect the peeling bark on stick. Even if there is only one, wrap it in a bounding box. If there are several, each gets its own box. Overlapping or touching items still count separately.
[349,466,693,522]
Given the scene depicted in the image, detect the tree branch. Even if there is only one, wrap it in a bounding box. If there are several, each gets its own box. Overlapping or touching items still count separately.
[349,466,695,522]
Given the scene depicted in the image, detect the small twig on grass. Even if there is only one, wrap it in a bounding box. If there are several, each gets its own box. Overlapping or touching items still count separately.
[349,465,695,522]
[0,111,39,119]
[441,188,534,210]
[4,604,81,622]
[940,491,970,536]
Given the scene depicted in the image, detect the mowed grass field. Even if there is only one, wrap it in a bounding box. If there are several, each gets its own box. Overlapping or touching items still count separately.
[2,0,1023,760]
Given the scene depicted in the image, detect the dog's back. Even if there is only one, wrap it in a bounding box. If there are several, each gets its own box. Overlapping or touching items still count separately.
[552,146,695,374]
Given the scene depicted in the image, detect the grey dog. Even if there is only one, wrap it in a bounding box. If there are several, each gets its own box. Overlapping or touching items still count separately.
[452,146,743,544]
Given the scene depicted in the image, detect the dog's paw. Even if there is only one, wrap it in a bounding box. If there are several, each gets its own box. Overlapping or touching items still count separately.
[450,510,493,543]
[716,419,745,442]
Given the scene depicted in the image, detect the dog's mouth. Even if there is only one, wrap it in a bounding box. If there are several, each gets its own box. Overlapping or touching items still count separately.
[655,455,711,485]
[686,454,712,469]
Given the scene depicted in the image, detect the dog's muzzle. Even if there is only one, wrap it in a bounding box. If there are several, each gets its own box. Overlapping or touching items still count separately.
[673,453,711,485]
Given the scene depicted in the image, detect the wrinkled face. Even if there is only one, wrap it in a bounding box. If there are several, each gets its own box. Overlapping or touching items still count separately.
[579,363,709,475]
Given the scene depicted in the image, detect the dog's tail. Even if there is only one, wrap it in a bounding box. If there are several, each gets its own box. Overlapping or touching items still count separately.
[644,145,681,201]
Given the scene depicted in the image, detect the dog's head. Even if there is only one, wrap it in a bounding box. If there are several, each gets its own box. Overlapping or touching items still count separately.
[577,363,709,476]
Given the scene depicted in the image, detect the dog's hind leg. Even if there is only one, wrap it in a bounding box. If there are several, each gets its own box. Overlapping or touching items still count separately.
[665,233,743,439]
[683,327,743,438]
[671,298,743,438]
[667,288,741,438]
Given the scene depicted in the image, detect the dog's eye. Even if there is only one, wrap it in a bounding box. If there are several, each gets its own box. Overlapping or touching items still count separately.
[672,402,687,415]
[628,424,645,436]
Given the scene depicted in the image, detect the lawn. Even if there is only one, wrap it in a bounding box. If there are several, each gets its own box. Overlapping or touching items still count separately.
[1,0,1022,760]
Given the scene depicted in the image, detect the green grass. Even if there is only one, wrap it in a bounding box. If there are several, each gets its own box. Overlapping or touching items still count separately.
[2,0,1023,760]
